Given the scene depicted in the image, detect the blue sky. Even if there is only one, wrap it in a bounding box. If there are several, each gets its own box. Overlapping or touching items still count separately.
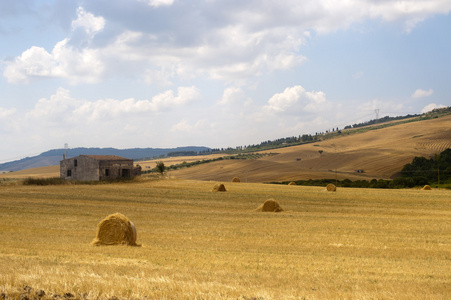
[0,0,450,163]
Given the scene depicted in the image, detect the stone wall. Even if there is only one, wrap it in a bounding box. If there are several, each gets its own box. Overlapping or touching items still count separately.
[60,155,136,181]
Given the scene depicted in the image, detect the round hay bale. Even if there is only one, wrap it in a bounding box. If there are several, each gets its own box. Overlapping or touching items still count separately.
[288,182,296,186]
[326,184,336,192]
[422,185,432,190]
[232,177,241,182]
[91,213,139,246]
[212,183,226,192]
[256,199,283,212]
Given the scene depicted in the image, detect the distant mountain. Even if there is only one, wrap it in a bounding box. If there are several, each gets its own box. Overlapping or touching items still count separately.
[0,146,210,172]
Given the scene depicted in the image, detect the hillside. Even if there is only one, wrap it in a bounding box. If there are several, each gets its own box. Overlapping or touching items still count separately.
[167,114,451,182]
[2,113,450,182]
[0,146,210,173]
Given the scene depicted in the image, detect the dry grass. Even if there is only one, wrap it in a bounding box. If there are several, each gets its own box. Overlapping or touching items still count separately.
[136,154,226,171]
[3,115,451,184]
[170,114,451,182]
[0,165,60,179]
[0,178,450,299]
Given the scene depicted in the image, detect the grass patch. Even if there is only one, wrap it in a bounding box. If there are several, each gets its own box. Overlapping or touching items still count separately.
[22,176,140,186]
[22,177,69,186]
[0,179,450,299]
[144,153,279,173]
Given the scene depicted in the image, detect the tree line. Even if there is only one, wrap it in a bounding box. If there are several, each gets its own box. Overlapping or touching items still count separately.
[274,148,451,189]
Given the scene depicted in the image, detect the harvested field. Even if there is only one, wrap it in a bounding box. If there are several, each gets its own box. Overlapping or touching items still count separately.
[0,178,450,299]
[169,115,451,182]
[3,115,451,184]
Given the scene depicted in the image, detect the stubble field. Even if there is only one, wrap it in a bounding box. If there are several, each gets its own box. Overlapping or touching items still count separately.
[0,178,450,299]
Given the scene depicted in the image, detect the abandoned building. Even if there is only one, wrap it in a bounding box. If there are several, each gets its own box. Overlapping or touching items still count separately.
[60,155,141,181]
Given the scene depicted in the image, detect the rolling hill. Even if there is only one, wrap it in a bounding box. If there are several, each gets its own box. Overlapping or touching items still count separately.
[167,114,451,182]
[1,113,450,182]
[0,146,210,173]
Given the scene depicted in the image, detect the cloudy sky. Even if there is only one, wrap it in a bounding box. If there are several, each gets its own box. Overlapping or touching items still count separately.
[1,0,450,162]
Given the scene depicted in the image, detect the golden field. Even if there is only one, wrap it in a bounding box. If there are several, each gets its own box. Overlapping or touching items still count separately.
[2,114,450,184]
[0,178,450,299]
[169,115,451,182]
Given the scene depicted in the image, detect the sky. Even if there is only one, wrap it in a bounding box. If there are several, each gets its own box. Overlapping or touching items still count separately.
[1,0,450,163]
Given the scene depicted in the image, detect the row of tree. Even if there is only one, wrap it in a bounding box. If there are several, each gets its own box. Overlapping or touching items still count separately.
[399,148,451,185]
[274,148,451,189]
[343,114,420,129]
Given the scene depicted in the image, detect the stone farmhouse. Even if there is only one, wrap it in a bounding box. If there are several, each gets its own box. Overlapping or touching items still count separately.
[60,155,141,181]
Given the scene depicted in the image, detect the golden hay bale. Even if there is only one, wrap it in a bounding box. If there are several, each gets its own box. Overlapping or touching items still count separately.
[326,184,336,192]
[212,183,227,192]
[91,213,139,246]
[288,182,296,186]
[422,185,432,190]
[256,199,283,212]
[232,177,241,182]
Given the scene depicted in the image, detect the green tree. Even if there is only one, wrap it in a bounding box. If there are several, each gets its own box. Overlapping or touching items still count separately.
[155,161,166,174]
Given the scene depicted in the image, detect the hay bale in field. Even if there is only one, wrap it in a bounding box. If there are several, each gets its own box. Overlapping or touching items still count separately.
[232,177,241,182]
[212,183,227,192]
[91,213,139,246]
[288,182,296,186]
[326,183,336,192]
[256,199,283,212]
[422,185,432,190]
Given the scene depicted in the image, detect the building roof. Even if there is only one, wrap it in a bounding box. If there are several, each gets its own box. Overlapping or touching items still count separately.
[80,155,132,161]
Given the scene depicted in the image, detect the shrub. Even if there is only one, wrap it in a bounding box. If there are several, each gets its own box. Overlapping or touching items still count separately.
[22,177,68,186]
[155,161,166,174]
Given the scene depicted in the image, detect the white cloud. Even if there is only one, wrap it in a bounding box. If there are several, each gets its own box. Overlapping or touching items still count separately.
[421,103,446,113]
[150,86,202,110]
[366,1,451,32]
[144,68,174,86]
[218,87,247,105]
[3,46,58,83]
[27,88,78,121]
[0,86,204,158]
[4,1,451,86]
[0,107,17,134]
[0,107,16,118]
[25,86,200,125]
[71,6,105,36]
[138,0,175,8]
[73,86,200,121]
[170,119,209,134]
[264,85,328,114]
[170,119,192,132]
[4,39,105,84]
[412,88,434,98]
[4,6,105,84]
